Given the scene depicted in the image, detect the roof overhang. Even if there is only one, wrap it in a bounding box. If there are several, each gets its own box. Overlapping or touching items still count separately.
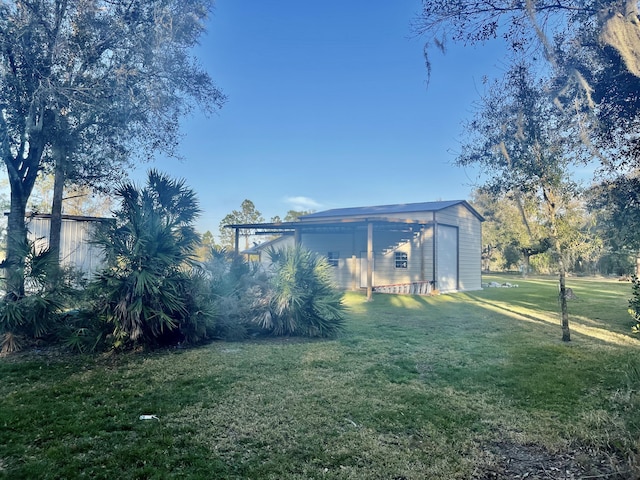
[224,218,434,236]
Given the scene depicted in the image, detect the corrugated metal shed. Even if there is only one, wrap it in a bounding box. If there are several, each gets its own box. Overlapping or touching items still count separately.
[26,214,111,279]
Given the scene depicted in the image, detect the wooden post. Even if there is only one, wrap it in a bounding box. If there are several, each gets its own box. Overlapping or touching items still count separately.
[367,222,373,301]
[234,228,240,255]
[294,227,300,246]
[419,227,425,282]
[432,214,437,290]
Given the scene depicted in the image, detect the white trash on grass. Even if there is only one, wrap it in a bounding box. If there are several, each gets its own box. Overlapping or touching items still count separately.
[139,415,159,420]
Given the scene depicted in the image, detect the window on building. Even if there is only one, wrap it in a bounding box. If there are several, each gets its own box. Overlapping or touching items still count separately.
[395,252,408,269]
[328,251,339,267]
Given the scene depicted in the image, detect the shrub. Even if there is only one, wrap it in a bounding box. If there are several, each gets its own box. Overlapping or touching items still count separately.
[204,248,269,340]
[255,246,345,338]
[0,242,69,353]
[177,267,218,344]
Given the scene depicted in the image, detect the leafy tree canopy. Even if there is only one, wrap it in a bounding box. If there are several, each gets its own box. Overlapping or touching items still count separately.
[457,61,588,340]
[589,174,640,255]
[0,0,225,297]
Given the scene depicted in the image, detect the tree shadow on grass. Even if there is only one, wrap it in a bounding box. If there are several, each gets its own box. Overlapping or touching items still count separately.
[466,294,640,346]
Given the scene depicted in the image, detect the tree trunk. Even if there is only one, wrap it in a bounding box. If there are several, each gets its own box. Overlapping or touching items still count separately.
[558,259,570,342]
[4,137,45,300]
[522,252,531,278]
[543,187,570,342]
[5,185,29,300]
[49,150,67,268]
[2,98,50,299]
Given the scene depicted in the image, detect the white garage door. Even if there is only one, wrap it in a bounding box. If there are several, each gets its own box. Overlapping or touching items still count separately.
[437,225,458,292]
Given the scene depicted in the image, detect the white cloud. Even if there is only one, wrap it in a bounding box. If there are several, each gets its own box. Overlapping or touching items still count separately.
[284,196,322,211]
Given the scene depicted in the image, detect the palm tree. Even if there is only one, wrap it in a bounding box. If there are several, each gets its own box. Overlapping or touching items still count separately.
[256,246,345,338]
[92,170,211,347]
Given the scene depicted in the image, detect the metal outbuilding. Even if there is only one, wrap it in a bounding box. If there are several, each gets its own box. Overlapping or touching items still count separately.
[25,214,110,279]
[225,200,484,299]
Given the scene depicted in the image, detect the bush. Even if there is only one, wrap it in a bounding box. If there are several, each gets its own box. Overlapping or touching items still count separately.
[177,267,218,344]
[203,246,345,340]
[0,243,70,353]
[204,248,269,340]
[255,246,345,338]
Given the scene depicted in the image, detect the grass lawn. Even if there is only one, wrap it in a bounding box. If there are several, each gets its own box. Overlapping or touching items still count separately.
[2,274,640,479]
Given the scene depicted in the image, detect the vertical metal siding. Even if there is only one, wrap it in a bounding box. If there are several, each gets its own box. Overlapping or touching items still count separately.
[26,217,105,279]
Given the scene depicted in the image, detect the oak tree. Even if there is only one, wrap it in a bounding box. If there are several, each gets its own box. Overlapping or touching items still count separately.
[0,0,225,298]
[458,63,588,341]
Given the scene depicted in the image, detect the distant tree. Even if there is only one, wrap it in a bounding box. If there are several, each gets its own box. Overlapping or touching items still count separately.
[3,174,112,218]
[61,186,112,218]
[589,174,640,274]
[0,0,225,299]
[283,210,313,222]
[472,189,551,273]
[271,210,313,224]
[218,200,264,251]
[194,230,217,262]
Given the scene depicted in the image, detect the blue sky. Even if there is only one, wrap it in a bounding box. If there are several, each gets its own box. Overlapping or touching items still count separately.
[150,2,504,234]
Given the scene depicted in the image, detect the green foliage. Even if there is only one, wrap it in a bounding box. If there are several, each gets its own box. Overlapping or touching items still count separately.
[54,308,107,354]
[202,246,345,339]
[178,268,218,345]
[218,199,264,250]
[0,0,225,298]
[194,230,217,261]
[283,209,313,222]
[502,243,522,270]
[90,170,214,348]
[258,246,345,338]
[598,253,635,277]
[589,176,640,258]
[203,247,269,340]
[0,242,69,353]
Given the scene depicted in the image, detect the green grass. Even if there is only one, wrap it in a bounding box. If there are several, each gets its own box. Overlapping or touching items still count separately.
[2,274,640,479]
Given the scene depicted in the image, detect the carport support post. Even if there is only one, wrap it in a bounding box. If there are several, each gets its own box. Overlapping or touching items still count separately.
[234,228,240,255]
[367,221,373,301]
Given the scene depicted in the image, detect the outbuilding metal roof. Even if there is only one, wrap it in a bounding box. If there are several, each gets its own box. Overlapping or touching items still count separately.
[299,200,484,221]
